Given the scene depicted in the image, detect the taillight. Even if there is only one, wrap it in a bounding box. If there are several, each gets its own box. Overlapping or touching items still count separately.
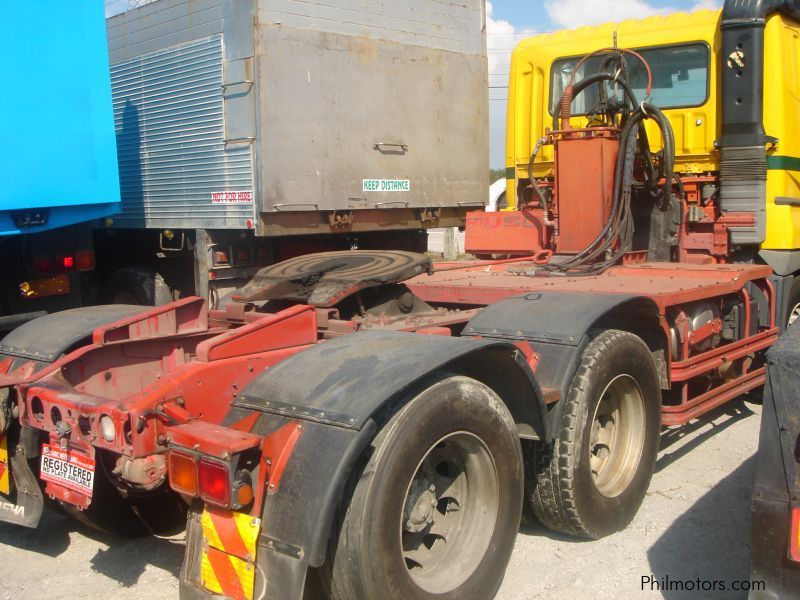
[75,250,95,271]
[234,246,252,265]
[31,256,53,274]
[168,448,255,509]
[212,248,230,267]
[60,255,75,270]
[199,458,231,507]
[168,450,198,497]
[790,507,800,562]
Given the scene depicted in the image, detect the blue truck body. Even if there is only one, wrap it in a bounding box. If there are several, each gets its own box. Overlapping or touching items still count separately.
[0,1,120,236]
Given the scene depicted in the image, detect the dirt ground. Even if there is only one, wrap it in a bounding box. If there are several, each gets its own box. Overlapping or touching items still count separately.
[0,399,761,600]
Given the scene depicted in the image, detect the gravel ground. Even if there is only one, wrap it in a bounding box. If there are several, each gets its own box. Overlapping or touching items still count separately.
[0,399,761,600]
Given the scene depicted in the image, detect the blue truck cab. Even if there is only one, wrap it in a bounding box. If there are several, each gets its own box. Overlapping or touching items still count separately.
[0,1,120,328]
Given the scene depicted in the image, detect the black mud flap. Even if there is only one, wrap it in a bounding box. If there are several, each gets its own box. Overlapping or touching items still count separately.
[0,433,43,528]
[750,320,800,597]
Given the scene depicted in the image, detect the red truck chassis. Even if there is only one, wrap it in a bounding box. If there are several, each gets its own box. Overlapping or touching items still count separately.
[0,251,781,599]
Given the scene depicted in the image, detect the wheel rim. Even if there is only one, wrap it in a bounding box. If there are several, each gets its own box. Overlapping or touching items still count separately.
[400,432,499,594]
[589,374,646,498]
[789,302,800,327]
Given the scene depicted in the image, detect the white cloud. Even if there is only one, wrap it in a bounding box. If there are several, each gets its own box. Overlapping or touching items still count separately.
[486,1,522,77]
[487,1,535,168]
[690,0,723,10]
[545,0,721,29]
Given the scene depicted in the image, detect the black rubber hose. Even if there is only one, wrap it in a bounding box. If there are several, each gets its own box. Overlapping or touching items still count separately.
[673,173,686,252]
[527,137,549,208]
[552,72,640,131]
[642,103,675,211]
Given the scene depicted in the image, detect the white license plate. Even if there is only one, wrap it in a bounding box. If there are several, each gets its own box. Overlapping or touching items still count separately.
[40,444,95,497]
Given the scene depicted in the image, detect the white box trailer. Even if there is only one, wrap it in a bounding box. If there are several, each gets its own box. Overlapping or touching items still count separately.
[106,0,489,238]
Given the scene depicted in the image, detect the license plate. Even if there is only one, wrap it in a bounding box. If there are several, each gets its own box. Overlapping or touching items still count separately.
[40,444,95,497]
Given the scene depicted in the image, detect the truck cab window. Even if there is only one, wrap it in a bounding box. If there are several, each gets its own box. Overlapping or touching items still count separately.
[550,43,709,115]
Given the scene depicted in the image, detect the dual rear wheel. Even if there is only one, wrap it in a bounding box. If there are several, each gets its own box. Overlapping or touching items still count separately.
[323,374,523,599]
[324,331,661,597]
[528,330,661,539]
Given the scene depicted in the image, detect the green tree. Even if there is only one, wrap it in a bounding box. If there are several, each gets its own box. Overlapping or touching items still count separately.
[490,168,506,183]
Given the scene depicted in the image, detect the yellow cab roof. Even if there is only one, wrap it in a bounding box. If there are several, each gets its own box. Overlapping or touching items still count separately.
[513,9,722,60]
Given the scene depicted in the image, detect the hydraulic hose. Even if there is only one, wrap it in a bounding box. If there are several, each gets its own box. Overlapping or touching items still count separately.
[552,110,642,269]
[527,137,549,208]
[644,103,676,211]
[552,72,641,132]
[533,55,677,276]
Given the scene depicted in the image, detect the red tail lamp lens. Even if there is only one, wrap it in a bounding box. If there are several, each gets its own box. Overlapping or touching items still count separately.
[235,246,251,264]
[31,257,53,274]
[61,255,75,270]
[168,450,198,497]
[198,458,231,507]
[790,507,800,562]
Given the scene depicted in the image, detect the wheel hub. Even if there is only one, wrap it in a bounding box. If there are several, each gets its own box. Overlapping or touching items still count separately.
[589,374,646,498]
[399,433,499,594]
[403,479,438,533]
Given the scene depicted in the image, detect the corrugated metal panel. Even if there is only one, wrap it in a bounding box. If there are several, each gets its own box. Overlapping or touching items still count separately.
[111,35,255,229]
[106,0,223,64]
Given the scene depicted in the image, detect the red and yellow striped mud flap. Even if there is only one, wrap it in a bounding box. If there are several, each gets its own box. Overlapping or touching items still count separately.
[0,434,10,495]
[200,507,261,600]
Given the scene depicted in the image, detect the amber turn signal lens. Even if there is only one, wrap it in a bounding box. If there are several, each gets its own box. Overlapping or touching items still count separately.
[168,450,198,497]
[75,250,96,271]
[235,483,254,507]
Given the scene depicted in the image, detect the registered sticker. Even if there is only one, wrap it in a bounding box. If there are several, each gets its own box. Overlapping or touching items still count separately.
[363,179,411,192]
[211,190,254,205]
[40,444,95,497]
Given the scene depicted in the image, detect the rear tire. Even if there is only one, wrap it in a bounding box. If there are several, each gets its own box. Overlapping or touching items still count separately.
[528,330,660,539]
[324,374,523,600]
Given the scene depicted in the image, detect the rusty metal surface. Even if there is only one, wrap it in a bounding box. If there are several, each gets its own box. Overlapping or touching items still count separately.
[555,135,619,253]
[408,261,774,309]
[236,251,431,307]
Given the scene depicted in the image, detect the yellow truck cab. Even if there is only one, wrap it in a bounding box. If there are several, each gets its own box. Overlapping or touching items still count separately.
[507,6,800,284]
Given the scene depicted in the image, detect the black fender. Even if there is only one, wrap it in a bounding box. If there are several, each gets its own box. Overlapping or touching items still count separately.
[225,330,548,593]
[0,304,145,368]
[463,291,664,435]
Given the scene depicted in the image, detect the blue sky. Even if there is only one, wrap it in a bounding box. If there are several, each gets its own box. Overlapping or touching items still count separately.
[490,0,714,33]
